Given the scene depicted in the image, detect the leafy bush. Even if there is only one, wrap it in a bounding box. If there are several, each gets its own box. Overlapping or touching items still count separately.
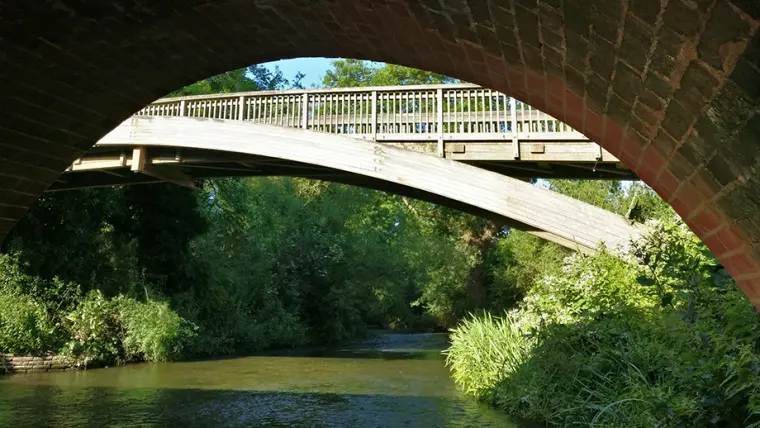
[0,254,61,354]
[447,217,760,426]
[0,290,57,354]
[118,298,197,362]
[62,290,124,364]
[514,247,655,330]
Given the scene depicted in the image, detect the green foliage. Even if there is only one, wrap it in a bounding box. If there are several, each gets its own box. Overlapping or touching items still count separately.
[61,290,195,365]
[166,65,300,96]
[447,216,760,426]
[517,249,652,328]
[62,291,125,364]
[0,291,57,354]
[409,235,474,328]
[445,312,533,398]
[547,179,674,224]
[118,298,196,362]
[548,179,627,214]
[322,59,456,88]
[0,253,194,364]
[487,230,568,304]
[0,254,61,353]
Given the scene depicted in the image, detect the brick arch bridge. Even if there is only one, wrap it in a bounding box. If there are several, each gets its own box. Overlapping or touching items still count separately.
[1,1,759,307]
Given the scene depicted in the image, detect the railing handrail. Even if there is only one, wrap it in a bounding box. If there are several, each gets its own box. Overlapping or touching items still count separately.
[138,82,588,153]
[153,83,484,104]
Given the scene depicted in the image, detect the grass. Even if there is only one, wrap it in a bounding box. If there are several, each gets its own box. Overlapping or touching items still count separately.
[444,312,533,399]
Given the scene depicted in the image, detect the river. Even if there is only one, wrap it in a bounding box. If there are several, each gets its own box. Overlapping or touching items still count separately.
[0,333,518,427]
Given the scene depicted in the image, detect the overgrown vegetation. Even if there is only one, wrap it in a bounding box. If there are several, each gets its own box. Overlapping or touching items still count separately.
[447,214,760,426]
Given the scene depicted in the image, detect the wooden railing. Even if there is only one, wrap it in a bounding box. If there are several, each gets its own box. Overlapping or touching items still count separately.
[137,84,586,152]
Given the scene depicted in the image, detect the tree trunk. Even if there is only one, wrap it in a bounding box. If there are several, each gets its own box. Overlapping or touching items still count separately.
[462,220,501,309]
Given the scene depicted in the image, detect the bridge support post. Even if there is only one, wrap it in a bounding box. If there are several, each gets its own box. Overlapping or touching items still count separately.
[238,96,246,121]
[437,88,444,158]
[371,91,377,139]
[179,100,186,117]
[510,97,519,159]
[302,93,309,129]
[130,147,146,172]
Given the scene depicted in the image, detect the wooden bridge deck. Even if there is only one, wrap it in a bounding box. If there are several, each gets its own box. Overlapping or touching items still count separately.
[54,116,646,253]
[60,84,633,187]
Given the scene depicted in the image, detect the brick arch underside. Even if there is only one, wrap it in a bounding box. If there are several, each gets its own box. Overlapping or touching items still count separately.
[2,1,760,307]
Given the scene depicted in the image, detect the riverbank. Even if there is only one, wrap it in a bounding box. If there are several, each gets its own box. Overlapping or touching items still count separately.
[445,220,760,426]
[1,353,76,374]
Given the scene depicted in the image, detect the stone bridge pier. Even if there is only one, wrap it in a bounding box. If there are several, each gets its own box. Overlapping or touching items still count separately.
[1,1,760,306]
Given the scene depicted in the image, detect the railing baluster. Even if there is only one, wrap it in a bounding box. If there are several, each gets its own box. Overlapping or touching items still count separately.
[408,91,413,134]
[325,94,330,133]
[293,95,297,127]
[284,96,289,127]
[461,91,464,133]
[355,92,359,135]
[273,96,278,125]
[279,96,288,126]
[282,96,287,126]
[382,92,388,135]
[317,94,323,132]
[478,89,484,133]
[411,91,415,134]
[373,93,377,135]
[437,88,444,157]
[356,92,360,135]
[277,96,281,125]
[343,93,347,133]
[416,91,421,134]
[284,95,289,127]
[301,93,309,129]
[378,92,384,135]
[292,95,296,127]
[333,93,337,133]
[327,94,335,134]
[510,97,519,159]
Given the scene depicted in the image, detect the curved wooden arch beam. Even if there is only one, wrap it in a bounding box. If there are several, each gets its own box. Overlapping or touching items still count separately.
[97,116,647,252]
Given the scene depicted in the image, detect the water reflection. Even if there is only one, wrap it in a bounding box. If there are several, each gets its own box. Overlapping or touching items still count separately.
[0,333,516,427]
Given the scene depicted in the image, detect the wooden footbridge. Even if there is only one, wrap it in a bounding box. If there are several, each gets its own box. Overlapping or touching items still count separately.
[54,84,644,252]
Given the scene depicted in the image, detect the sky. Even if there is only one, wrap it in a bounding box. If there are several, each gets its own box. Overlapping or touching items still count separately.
[261,58,336,88]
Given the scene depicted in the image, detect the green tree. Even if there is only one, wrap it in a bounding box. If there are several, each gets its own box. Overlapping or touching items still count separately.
[322,59,456,88]
[167,65,300,96]
[321,59,508,324]
[547,179,627,214]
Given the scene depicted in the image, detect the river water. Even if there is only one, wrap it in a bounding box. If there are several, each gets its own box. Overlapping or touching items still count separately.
[0,333,518,427]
